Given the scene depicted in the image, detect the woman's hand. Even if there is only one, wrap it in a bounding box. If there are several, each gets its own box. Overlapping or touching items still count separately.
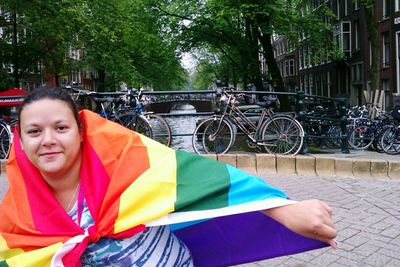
[263,199,337,248]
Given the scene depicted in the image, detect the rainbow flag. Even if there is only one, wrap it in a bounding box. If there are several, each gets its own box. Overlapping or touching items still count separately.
[0,110,326,266]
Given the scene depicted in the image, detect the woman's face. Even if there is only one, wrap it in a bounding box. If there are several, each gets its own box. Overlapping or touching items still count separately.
[19,99,82,179]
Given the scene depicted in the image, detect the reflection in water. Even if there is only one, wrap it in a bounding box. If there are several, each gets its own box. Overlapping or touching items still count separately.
[168,104,205,153]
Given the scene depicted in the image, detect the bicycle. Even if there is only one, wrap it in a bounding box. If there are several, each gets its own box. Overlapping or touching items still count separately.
[72,89,153,138]
[0,119,11,160]
[192,88,304,155]
[125,89,172,147]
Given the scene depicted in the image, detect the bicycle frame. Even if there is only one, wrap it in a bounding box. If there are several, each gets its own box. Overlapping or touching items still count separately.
[211,92,271,144]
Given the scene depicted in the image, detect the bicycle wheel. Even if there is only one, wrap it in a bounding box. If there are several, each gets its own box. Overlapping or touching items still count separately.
[135,115,153,138]
[144,114,172,146]
[117,112,136,130]
[259,116,304,155]
[192,117,235,154]
[0,123,11,160]
[380,127,400,155]
[348,125,374,150]
[118,113,153,139]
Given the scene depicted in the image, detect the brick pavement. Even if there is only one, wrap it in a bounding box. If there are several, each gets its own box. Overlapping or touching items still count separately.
[1,162,400,266]
[237,172,400,267]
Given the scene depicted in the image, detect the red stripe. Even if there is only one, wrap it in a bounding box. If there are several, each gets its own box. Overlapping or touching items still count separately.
[13,133,82,234]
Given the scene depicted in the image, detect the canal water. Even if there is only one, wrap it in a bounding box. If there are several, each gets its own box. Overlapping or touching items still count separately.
[166,104,205,153]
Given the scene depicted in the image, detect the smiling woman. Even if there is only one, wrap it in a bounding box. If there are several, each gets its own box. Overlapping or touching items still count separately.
[0,87,336,267]
[19,98,82,211]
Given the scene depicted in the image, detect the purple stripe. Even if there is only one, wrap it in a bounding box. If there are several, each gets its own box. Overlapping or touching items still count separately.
[174,211,327,267]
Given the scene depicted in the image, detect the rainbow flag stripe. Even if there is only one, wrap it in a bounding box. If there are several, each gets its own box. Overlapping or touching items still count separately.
[0,110,326,267]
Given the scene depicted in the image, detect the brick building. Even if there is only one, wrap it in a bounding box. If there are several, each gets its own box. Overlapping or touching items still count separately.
[270,0,400,110]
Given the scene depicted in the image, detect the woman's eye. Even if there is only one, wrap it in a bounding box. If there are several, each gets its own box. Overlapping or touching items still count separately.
[27,129,40,135]
[57,126,68,131]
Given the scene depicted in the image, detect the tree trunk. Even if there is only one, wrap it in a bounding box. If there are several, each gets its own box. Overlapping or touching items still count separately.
[363,2,380,107]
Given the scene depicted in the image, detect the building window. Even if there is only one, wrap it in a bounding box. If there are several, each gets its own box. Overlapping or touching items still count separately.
[383,0,390,19]
[336,0,341,18]
[396,0,400,12]
[382,80,390,110]
[354,20,360,50]
[352,63,363,82]
[299,47,304,69]
[304,74,309,94]
[342,22,351,52]
[344,0,348,16]
[383,32,390,68]
[285,60,290,76]
[289,59,295,76]
[354,0,360,10]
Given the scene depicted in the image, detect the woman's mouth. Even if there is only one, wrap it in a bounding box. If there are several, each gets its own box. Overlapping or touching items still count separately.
[40,152,61,157]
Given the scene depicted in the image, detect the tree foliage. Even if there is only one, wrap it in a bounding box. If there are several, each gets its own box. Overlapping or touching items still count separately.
[0,0,186,90]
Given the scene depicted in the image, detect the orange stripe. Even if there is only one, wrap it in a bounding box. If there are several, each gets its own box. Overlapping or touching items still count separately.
[81,111,150,234]
[0,147,36,249]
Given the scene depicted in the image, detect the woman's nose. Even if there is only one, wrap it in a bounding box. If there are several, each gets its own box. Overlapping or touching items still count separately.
[41,129,56,145]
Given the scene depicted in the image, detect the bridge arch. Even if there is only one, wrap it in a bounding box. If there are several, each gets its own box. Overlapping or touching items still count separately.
[146,100,214,113]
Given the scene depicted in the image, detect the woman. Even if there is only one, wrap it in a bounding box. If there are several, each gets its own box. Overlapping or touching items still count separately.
[0,88,335,266]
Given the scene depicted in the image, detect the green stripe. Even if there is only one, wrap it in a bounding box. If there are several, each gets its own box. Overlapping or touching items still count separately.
[175,150,230,211]
[0,260,9,267]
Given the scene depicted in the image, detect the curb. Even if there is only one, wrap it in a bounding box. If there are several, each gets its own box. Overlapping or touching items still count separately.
[2,154,400,179]
[238,154,399,179]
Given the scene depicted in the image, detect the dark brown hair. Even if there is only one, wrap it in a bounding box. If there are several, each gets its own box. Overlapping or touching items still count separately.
[18,87,81,135]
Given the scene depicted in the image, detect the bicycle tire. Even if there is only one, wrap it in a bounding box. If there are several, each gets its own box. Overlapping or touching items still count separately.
[144,114,172,147]
[348,125,374,150]
[135,115,153,138]
[118,113,153,139]
[380,127,400,155]
[259,116,304,155]
[192,117,235,154]
[0,123,11,160]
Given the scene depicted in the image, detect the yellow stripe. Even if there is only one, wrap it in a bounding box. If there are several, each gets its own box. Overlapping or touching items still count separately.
[4,242,61,267]
[115,135,177,233]
[0,235,24,261]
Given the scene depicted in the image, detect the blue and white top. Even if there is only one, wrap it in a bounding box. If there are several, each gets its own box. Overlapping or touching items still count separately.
[68,200,194,266]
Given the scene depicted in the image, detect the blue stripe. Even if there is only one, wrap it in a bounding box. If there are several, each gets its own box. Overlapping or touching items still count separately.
[226,165,287,206]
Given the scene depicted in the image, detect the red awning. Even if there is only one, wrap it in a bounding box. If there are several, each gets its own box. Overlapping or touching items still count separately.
[0,88,27,107]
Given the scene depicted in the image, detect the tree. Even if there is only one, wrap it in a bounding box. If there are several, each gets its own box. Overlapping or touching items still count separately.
[154,0,336,109]
[0,0,186,91]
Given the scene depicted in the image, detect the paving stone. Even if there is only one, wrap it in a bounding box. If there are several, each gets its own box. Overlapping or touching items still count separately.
[336,257,363,267]
[378,248,400,260]
[387,258,400,267]
[353,159,371,178]
[295,155,316,176]
[342,235,370,246]
[388,161,400,179]
[236,153,256,174]
[380,227,400,238]
[351,242,380,256]
[361,214,386,224]
[315,157,335,176]
[335,158,353,178]
[336,228,360,242]
[362,253,393,266]
[371,160,389,178]
[255,154,276,174]
[309,252,340,265]
[276,155,296,174]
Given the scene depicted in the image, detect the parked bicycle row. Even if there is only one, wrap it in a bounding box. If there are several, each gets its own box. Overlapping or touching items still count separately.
[303,102,400,155]
[1,87,399,160]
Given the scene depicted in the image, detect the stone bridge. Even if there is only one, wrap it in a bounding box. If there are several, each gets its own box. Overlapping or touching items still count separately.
[145,99,215,113]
